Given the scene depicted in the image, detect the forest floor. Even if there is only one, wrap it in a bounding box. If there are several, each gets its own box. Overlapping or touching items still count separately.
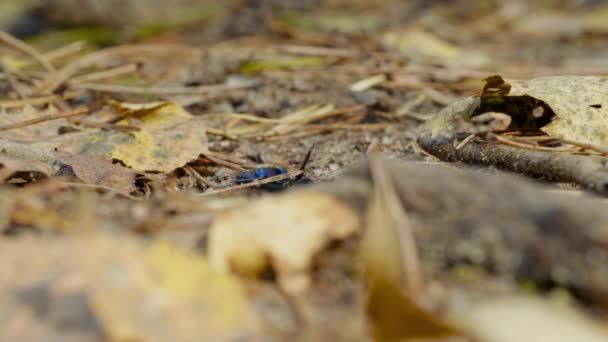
[2,1,608,341]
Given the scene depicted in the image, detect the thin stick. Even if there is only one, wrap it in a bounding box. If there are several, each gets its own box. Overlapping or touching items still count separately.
[203,154,248,171]
[198,171,302,197]
[0,109,88,131]
[69,63,138,83]
[69,81,256,95]
[43,40,87,62]
[278,44,358,58]
[298,123,391,130]
[184,165,216,189]
[455,133,476,150]
[0,95,60,108]
[495,135,579,153]
[0,31,55,72]
[558,138,608,155]
[205,128,237,140]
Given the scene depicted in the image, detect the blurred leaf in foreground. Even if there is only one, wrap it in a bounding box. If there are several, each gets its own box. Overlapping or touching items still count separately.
[456,296,608,342]
[360,156,458,341]
[88,237,260,341]
[208,190,359,296]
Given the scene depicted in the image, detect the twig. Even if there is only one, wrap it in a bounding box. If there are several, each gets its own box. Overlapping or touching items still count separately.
[278,44,358,58]
[396,92,426,118]
[43,40,87,62]
[558,138,608,156]
[69,81,256,95]
[0,95,60,108]
[494,135,579,153]
[0,109,88,131]
[0,31,55,72]
[203,153,248,171]
[69,63,138,83]
[455,133,476,150]
[418,133,608,195]
[184,165,217,189]
[198,171,302,197]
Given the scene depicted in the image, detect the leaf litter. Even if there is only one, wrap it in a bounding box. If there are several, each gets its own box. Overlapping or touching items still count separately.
[2,0,608,341]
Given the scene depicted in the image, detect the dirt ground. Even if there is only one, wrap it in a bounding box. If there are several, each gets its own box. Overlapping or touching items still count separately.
[2,0,608,341]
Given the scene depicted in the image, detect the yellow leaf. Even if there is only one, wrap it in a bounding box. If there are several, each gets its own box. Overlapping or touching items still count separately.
[143,240,256,330]
[79,101,207,172]
[208,190,359,296]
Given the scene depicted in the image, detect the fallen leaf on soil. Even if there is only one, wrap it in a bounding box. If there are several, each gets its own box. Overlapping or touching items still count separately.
[77,101,208,172]
[424,75,608,147]
[55,151,136,193]
[208,190,359,296]
[455,296,608,342]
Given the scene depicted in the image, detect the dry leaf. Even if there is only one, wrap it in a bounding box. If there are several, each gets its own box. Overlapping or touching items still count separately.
[89,238,259,341]
[54,151,136,193]
[360,156,457,341]
[456,296,608,342]
[504,76,608,146]
[208,190,359,296]
[78,101,207,172]
[424,75,608,147]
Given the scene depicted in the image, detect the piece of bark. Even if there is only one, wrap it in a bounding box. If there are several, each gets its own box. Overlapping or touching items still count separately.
[314,158,608,308]
[417,133,608,195]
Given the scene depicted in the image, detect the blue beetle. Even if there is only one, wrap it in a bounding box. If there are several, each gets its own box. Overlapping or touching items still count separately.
[235,145,314,191]
[236,167,287,183]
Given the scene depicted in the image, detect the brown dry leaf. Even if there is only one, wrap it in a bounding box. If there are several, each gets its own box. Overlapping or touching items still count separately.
[77,101,207,172]
[455,296,608,342]
[54,151,136,193]
[208,190,359,296]
[360,156,458,341]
